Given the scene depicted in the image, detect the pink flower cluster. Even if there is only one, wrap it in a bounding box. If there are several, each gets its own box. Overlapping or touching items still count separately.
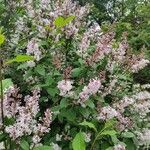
[78,23,101,57]
[1,86,52,143]
[131,58,149,73]
[50,0,90,39]
[78,78,101,104]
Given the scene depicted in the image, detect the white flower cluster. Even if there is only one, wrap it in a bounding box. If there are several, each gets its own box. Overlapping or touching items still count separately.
[57,80,73,96]
[47,0,90,38]
[56,134,63,141]
[95,32,115,61]
[97,106,118,120]
[137,128,150,146]
[131,91,150,118]
[26,38,41,61]
[10,17,26,45]
[32,135,41,144]
[141,84,150,89]
[8,0,91,68]
[131,59,149,73]
[39,0,51,10]
[133,101,150,118]
[113,96,135,113]
[133,91,150,100]
[113,90,150,121]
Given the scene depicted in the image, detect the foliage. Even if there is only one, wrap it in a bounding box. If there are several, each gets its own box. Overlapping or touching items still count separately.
[0,0,150,150]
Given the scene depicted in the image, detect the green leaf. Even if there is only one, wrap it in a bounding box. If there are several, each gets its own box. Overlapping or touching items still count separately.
[54,16,75,28]
[65,15,75,24]
[60,98,69,108]
[146,123,150,127]
[122,132,135,138]
[0,79,13,94]
[111,135,120,144]
[0,34,5,45]
[72,132,86,150]
[35,65,46,76]
[33,146,53,150]
[5,55,34,64]
[4,117,15,126]
[60,108,76,122]
[85,100,95,109]
[79,120,97,132]
[101,130,117,136]
[17,63,28,70]
[72,68,83,77]
[123,139,136,150]
[45,76,54,86]
[0,133,6,142]
[47,88,58,97]
[54,16,66,28]
[104,119,116,130]
[20,140,30,150]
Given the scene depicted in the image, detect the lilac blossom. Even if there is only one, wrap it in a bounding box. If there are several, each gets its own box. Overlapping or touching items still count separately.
[26,39,41,61]
[131,59,149,73]
[97,106,118,120]
[3,87,52,143]
[78,78,101,105]
[78,23,101,57]
[57,80,73,96]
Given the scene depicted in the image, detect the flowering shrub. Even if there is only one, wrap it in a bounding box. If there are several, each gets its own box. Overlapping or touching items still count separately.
[0,0,150,150]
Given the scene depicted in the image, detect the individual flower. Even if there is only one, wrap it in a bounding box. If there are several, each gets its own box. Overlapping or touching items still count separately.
[113,144,126,150]
[141,84,150,89]
[83,132,91,143]
[56,134,62,141]
[32,135,41,144]
[26,61,36,68]
[51,143,62,150]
